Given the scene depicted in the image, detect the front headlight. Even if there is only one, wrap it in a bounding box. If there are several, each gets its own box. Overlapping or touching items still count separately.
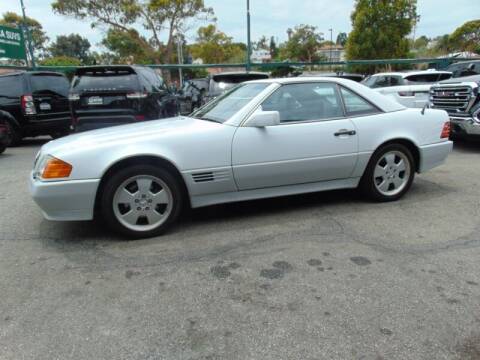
[34,155,73,180]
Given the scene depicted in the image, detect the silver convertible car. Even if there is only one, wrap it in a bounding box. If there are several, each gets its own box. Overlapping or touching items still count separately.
[30,78,453,238]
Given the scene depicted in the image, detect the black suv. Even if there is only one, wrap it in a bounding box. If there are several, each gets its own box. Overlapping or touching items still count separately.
[0,71,71,145]
[69,66,178,132]
[177,78,209,115]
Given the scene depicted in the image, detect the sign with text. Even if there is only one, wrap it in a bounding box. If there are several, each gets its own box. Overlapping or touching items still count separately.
[0,25,26,61]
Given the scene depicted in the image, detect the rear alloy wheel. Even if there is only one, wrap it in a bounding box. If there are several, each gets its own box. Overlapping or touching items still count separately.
[101,165,183,238]
[361,144,415,202]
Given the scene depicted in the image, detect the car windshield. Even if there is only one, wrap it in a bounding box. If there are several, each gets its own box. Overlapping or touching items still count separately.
[192,83,270,123]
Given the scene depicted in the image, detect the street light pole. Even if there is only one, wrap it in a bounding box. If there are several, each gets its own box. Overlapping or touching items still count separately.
[176,35,184,89]
[329,28,333,71]
[19,0,36,69]
[246,0,251,72]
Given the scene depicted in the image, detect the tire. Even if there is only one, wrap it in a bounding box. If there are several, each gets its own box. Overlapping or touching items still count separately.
[100,164,184,239]
[5,121,22,146]
[360,143,415,202]
[0,144,5,154]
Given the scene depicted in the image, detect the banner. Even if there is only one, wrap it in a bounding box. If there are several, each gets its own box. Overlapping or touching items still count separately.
[0,25,26,61]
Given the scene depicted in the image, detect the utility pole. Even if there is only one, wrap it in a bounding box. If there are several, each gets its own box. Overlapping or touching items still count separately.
[176,35,184,89]
[329,28,333,71]
[246,0,251,72]
[19,0,36,69]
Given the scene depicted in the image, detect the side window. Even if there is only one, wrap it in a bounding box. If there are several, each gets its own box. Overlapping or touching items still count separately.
[340,87,380,116]
[136,68,153,92]
[390,76,403,86]
[0,75,23,97]
[150,70,166,91]
[261,83,344,123]
[374,76,390,88]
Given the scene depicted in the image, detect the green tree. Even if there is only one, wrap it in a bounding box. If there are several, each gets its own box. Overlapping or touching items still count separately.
[254,35,269,51]
[102,28,157,64]
[450,19,480,53]
[433,34,454,55]
[189,24,244,63]
[413,35,429,50]
[269,36,278,58]
[49,34,92,64]
[39,55,82,66]
[0,12,49,63]
[279,24,324,62]
[336,32,348,47]
[52,0,214,65]
[346,0,417,72]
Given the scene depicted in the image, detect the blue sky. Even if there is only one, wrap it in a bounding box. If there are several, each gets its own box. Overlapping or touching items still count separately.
[1,0,478,50]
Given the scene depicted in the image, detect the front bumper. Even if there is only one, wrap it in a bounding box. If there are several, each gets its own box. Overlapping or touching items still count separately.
[449,117,480,138]
[418,141,453,173]
[29,173,100,221]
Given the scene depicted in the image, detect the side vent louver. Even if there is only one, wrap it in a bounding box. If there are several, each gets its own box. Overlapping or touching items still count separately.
[192,172,215,183]
[191,170,230,183]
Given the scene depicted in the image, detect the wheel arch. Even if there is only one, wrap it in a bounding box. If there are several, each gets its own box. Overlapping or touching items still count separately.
[373,138,420,172]
[94,155,191,216]
[0,110,20,130]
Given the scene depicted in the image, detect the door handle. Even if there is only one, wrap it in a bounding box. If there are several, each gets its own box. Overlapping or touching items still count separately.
[334,129,356,137]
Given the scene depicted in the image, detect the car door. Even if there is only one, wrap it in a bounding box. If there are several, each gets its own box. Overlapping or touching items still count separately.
[231,82,358,190]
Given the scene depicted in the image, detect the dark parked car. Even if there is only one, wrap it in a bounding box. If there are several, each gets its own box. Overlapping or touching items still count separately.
[177,78,209,115]
[69,65,178,132]
[0,113,10,154]
[0,71,71,145]
[203,71,269,103]
[444,60,480,78]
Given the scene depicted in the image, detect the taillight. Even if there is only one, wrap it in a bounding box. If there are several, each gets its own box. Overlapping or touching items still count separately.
[134,115,146,121]
[126,92,148,99]
[441,121,451,139]
[21,95,36,115]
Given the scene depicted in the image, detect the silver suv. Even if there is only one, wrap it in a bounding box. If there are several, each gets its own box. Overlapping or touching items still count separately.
[430,61,480,140]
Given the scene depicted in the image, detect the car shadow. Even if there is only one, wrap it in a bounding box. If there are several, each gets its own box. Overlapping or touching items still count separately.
[452,140,480,153]
[184,189,357,224]
[39,188,359,246]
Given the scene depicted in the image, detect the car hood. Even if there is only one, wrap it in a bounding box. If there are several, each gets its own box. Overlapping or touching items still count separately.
[40,116,224,156]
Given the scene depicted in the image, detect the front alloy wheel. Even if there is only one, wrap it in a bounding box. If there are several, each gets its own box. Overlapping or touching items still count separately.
[101,165,183,238]
[113,175,173,232]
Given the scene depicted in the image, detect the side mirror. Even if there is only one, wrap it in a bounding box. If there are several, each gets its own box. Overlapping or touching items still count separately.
[245,110,280,127]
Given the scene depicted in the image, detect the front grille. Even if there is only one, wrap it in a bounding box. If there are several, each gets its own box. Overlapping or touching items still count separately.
[430,85,473,115]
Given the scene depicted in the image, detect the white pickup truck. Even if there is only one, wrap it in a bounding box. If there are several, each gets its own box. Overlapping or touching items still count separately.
[362,70,452,108]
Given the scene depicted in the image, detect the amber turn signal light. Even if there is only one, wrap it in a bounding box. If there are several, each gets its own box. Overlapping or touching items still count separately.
[42,157,73,179]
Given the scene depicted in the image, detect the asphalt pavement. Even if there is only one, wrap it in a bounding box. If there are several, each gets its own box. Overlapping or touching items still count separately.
[1,138,480,360]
